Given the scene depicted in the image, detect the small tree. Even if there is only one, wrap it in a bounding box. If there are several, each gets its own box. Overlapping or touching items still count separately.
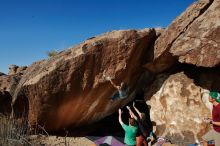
[46,50,58,57]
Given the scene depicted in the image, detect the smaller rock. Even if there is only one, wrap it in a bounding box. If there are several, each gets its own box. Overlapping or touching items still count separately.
[8,64,19,75]
[0,72,6,76]
[8,65,27,75]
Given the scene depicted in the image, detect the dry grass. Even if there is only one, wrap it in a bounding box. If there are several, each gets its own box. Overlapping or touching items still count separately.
[0,114,33,146]
[0,114,54,145]
[0,114,94,146]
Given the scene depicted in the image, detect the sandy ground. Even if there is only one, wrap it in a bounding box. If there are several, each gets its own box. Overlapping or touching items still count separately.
[29,135,179,146]
[30,135,95,146]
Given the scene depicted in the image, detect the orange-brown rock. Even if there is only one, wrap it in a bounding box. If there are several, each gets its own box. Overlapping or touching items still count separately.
[12,29,157,131]
[146,72,210,145]
[154,0,220,68]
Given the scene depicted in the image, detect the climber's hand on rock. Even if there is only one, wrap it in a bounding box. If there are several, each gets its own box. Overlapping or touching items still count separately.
[106,76,112,80]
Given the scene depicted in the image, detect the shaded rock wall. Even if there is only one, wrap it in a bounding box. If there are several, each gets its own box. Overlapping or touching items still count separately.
[0,90,12,115]
[0,67,26,115]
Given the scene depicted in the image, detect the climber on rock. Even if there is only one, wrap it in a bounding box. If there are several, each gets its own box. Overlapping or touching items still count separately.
[103,70,129,100]
[108,79,129,100]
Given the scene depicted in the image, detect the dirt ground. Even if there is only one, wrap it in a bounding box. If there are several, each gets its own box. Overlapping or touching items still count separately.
[30,135,95,146]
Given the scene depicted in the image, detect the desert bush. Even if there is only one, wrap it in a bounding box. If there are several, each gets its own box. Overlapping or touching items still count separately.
[46,50,58,57]
[0,113,73,146]
[0,114,33,146]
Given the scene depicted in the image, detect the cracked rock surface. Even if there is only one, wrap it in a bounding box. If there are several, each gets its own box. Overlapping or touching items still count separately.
[154,0,220,67]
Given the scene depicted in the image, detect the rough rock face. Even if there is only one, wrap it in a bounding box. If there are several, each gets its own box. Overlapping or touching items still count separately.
[154,0,220,68]
[0,90,12,115]
[146,72,210,145]
[13,29,157,130]
[8,65,27,76]
[198,69,220,92]
[0,74,21,96]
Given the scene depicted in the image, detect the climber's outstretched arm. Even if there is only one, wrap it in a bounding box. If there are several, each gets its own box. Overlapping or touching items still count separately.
[126,106,138,120]
[133,102,142,118]
[118,109,124,125]
[103,70,119,90]
[109,78,120,89]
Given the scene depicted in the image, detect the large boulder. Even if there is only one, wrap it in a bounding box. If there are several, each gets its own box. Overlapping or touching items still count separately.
[146,72,210,145]
[12,29,157,130]
[152,0,220,71]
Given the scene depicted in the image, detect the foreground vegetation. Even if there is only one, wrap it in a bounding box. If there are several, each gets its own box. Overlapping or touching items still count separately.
[0,114,94,146]
[0,114,33,145]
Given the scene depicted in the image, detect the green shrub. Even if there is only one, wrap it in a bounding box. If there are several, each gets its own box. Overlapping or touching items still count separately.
[46,50,58,57]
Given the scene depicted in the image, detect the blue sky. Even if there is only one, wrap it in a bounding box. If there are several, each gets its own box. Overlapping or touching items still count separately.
[0,0,196,74]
